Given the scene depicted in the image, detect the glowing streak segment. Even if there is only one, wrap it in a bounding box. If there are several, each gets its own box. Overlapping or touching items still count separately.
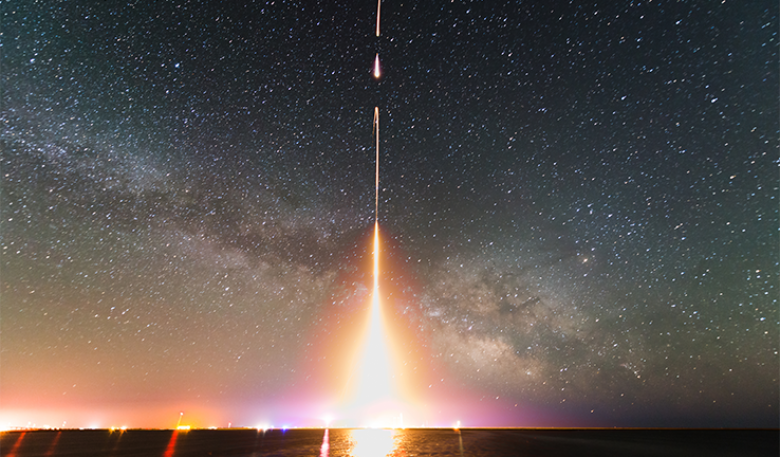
[373,54,381,79]
[374,222,379,298]
[374,107,380,220]
[376,0,382,36]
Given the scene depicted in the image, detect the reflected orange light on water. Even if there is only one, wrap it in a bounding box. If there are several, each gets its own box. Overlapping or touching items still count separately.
[44,431,62,457]
[162,430,179,457]
[349,429,398,457]
[5,431,26,457]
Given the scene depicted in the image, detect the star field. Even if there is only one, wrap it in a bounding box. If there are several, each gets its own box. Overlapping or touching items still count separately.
[1,0,777,428]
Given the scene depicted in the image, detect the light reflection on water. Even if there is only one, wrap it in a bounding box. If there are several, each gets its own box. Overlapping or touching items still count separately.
[318,428,468,457]
[347,429,398,457]
[320,428,330,457]
[2,429,774,456]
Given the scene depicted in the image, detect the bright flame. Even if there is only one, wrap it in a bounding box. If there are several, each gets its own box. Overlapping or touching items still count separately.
[340,224,406,426]
[373,54,381,79]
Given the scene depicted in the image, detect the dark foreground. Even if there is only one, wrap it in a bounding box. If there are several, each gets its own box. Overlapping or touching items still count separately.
[2,428,777,457]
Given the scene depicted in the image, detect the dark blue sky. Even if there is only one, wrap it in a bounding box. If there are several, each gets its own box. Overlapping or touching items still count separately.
[2,0,777,428]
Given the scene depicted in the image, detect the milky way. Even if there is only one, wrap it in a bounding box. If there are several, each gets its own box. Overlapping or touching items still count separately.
[2,1,777,428]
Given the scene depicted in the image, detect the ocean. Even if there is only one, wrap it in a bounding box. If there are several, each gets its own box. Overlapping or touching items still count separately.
[1,428,777,457]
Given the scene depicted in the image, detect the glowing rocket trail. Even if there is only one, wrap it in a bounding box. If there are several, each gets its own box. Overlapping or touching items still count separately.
[373,222,379,307]
[374,107,380,221]
[374,1,381,77]
[373,0,381,321]
[373,0,381,377]
[334,0,403,425]
[373,0,381,220]
[376,0,382,36]
[373,111,379,301]
[334,0,407,427]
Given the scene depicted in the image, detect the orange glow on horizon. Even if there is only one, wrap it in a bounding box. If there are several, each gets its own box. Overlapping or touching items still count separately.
[0,404,226,431]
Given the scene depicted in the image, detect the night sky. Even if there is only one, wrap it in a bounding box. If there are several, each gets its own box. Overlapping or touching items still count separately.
[2,0,778,429]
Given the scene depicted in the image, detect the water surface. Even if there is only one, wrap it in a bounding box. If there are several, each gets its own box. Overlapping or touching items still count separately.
[2,428,777,456]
